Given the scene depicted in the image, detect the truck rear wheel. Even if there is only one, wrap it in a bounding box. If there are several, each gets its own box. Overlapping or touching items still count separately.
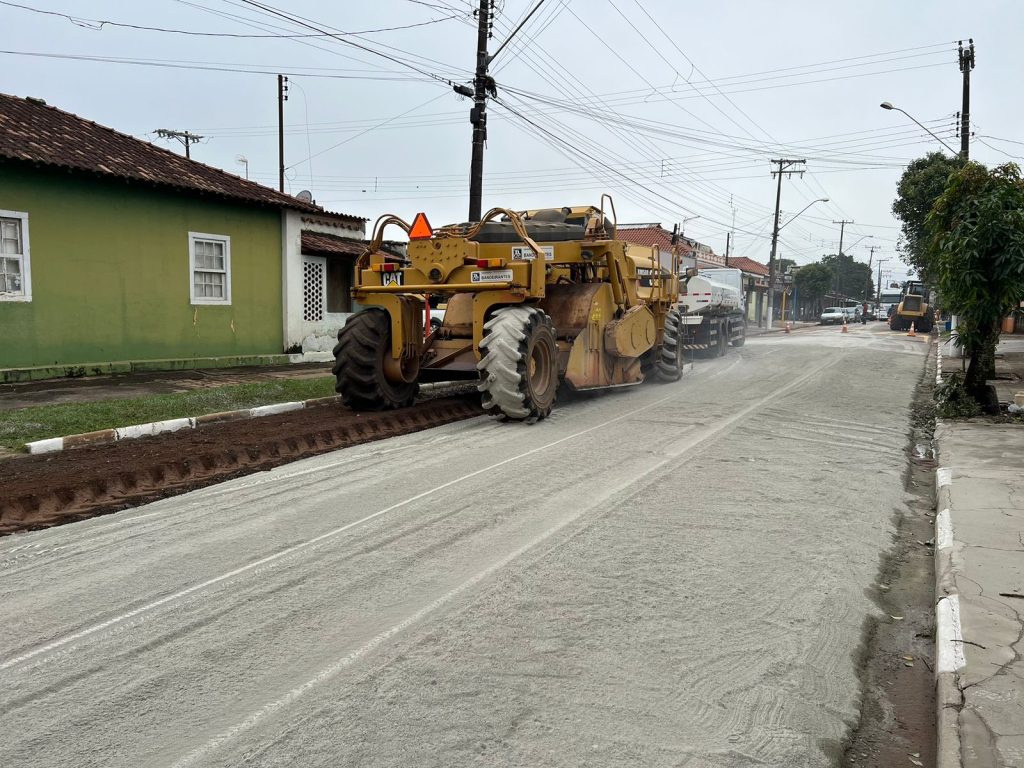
[653,308,684,382]
[477,306,558,421]
[332,308,419,410]
[731,319,746,347]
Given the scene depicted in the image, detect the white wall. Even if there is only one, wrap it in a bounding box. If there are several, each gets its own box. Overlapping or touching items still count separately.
[281,210,366,353]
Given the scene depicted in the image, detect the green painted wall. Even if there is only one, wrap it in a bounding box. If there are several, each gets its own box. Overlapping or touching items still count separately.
[0,163,284,369]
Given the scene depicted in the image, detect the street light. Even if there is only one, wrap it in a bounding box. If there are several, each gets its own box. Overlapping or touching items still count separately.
[681,214,701,237]
[778,198,829,231]
[879,101,959,155]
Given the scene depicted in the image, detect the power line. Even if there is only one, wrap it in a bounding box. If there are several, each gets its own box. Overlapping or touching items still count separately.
[0,0,466,37]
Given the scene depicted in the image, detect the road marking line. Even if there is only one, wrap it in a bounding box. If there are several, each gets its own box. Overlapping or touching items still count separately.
[0,391,680,672]
[936,594,966,673]
[172,353,841,767]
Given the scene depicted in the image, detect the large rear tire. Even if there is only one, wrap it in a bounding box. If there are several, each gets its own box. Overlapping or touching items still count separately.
[731,319,746,347]
[477,306,558,421]
[653,308,684,381]
[717,319,729,356]
[332,308,419,410]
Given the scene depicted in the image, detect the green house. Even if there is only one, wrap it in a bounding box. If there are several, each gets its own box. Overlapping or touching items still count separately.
[0,93,365,381]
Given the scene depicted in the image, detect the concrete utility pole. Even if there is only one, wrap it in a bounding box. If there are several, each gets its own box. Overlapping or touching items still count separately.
[866,245,881,301]
[832,219,854,300]
[767,159,806,330]
[154,129,203,160]
[958,39,975,160]
[875,259,889,304]
[278,74,289,193]
[467,0,494,221]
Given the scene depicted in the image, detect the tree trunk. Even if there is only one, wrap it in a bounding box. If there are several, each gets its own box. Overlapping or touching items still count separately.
[965,319,1001,412]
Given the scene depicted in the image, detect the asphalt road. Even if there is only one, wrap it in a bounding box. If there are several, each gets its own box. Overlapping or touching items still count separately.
[0,322,929,768]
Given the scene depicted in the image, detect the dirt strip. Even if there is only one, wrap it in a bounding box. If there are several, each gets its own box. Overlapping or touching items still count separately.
[0,396,483,535]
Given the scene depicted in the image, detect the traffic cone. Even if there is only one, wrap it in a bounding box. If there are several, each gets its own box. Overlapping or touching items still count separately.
[785,322,792,334]
[907,322,916,337]
[841,319,848,334]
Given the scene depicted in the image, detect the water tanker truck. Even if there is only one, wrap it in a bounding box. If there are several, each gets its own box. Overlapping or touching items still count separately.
[677,268,747,356]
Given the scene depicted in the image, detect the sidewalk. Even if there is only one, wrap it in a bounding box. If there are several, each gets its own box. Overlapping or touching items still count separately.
[934,338,1024,767]
[0,363,330,411]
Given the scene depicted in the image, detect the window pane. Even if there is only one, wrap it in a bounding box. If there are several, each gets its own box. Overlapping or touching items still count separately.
[1,256,21,277]
[194,239,225,270]
[194,270,225,299]
[1,219,20,254]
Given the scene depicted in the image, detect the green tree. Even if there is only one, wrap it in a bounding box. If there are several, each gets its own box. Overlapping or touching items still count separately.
[892,152,964,283]
[927,162,1024,403]
[820,253,873,299]
[794,263,833,311]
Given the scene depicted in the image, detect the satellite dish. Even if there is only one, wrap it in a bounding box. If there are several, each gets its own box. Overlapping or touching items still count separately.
[296,190,313,203]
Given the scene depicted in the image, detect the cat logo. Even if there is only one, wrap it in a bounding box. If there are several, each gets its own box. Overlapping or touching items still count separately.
[382,271,404,287]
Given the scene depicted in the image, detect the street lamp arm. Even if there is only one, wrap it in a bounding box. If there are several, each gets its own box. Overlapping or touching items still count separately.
[778,198,828,231]
[879,102,959,155]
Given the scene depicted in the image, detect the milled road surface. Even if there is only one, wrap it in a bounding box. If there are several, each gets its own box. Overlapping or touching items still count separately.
[0,323,928,768]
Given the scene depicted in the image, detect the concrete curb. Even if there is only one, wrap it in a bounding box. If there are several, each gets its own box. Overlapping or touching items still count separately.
[933,339,964,768]
[24,381,474,455]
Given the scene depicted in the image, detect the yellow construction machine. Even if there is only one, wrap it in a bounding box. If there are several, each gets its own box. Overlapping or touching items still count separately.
[332,197,687,421]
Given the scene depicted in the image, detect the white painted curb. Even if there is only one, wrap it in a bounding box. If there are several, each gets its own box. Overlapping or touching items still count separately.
[23,380,477,455]
[249,402,304,418]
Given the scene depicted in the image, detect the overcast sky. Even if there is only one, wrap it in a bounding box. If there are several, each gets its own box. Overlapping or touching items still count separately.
[4,0,1022,284]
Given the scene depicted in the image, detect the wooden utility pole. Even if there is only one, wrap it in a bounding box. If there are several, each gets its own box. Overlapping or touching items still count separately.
[278,74,289,193]
[958,39,975,160]
[767,159,805,330]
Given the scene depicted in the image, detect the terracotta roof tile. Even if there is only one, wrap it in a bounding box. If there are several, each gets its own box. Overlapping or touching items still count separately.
[301,232,367,257]
[0,92,336,214]
[725,256,769,276]
[617,224,694,254]
[301,232,404,259]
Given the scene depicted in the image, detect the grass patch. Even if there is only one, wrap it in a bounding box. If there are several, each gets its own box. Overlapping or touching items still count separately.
[0,376,335,452]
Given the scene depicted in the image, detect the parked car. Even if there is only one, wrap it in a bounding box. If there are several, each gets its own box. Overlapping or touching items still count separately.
[819,307,846,325]
[841,306,862,323]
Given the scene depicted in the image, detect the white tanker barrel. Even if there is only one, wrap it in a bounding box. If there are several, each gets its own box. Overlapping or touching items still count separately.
[681,273,741,312]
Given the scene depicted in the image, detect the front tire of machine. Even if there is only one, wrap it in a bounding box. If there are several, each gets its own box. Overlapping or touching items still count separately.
[477,305,559,421]
[332,308,419,410]
[654,308,684,382]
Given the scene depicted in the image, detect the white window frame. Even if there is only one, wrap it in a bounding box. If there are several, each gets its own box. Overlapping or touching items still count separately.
[188,232,232,305]
[0,209,31,302]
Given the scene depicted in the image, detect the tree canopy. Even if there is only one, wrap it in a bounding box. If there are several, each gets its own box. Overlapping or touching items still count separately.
[927,162,1024,396]
[820,253,873,299]
[794,263,833,300]
[892,152,964,283]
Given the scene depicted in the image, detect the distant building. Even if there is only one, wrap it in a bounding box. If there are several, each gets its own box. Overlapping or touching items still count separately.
[616,223,732,270]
